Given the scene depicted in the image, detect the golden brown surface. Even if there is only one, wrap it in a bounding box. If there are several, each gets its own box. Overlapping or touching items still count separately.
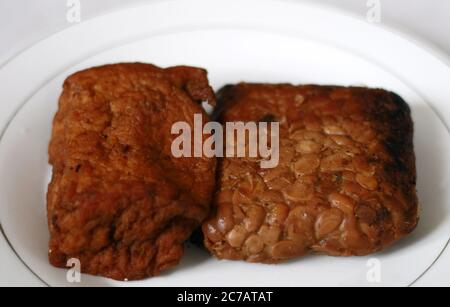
[47,63,216,280]
[203,83,418,262]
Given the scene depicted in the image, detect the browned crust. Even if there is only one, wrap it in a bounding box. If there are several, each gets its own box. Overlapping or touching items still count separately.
[47,63,216,280]
[203,83,418,262]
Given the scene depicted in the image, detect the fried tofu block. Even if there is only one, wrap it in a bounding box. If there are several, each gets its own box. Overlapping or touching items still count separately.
[203,83,418,262]
[47,63,216,280]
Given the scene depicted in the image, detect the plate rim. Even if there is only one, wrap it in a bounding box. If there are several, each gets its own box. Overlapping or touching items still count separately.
[1,0,450,287]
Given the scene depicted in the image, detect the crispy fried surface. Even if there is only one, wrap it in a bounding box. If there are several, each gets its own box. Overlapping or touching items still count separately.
[47,63,216,280]
[203,83,418,262]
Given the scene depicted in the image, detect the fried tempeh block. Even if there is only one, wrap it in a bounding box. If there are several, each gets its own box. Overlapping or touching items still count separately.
[203,83,418,262]
[47,63,216,280]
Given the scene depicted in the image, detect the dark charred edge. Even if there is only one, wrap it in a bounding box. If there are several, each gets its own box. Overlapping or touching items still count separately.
[212,84,236,121]
[372,90,418,233]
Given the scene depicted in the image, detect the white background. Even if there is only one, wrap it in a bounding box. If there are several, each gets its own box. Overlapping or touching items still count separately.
[0,0,450,66]
[0,0,449,287]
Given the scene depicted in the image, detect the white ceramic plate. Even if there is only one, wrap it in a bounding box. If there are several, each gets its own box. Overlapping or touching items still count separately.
[0,0,449,287]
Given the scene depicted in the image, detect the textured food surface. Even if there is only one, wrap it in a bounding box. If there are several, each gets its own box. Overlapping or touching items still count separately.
[203,83,418,263]
[48,63,216,280]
